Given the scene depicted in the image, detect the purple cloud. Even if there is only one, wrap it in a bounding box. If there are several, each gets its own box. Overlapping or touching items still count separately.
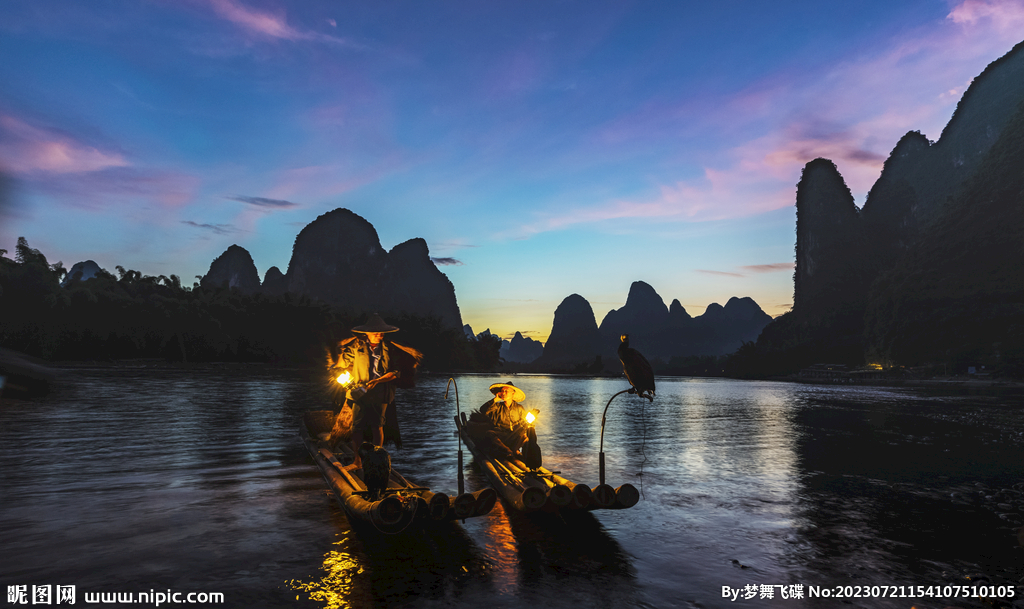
[182,220,237,235]
[25,166,200,210]
[519,0,1024,236]
[204,0,364,48]
[226,195,298,208]
[431,257,463,266]
[740,263,795,273]
[0,114,128,175]
[695,269,745,278]
[695,262,794,277]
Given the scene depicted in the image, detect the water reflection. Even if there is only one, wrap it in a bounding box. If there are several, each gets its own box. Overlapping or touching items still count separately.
[3,368,1022,609]
[290,520,494,608]
[290,548,364,609]
[789,389,1024,595]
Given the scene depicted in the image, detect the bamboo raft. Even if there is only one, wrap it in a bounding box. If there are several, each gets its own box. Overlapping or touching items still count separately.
[454,411,639,515]
[301,410,497,534]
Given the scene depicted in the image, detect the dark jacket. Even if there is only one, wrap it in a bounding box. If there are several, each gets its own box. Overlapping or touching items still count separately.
[335,336,423,449]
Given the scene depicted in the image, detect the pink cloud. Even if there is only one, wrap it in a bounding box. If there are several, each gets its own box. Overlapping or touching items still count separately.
[205,0,362,48]
[0,113,198,236]
[0,115,128,175]
[266,163,379,201]
[524,0,1024,236]
[694,262,794,278]
[519,166,794,235]
[29,166,200,210]
[740,263,795,273]
[207,0,298,39]
[950,0,1024,29]
[264,149,417,203]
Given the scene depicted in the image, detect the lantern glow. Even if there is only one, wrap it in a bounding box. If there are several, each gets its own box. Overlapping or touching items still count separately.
[336,371,352,386]
[525,412,536,425]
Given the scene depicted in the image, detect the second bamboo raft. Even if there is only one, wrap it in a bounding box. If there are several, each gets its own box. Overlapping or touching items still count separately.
[454,411,639,515]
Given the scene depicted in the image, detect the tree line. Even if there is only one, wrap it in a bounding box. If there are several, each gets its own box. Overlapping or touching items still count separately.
[0,238,500,371]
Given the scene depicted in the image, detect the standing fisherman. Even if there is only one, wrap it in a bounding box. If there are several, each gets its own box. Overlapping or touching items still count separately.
[329,314,422,469]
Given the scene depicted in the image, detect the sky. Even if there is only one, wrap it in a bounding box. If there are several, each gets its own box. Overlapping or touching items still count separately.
[1,0,1022,344]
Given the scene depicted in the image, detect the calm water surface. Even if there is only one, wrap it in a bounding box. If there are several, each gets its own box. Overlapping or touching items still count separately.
[2,367,1023,608]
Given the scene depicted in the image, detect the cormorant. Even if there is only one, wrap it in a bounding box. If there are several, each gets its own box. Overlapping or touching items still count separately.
[358,442,391,501]
[618,334,655,401]
[521,425,543,470]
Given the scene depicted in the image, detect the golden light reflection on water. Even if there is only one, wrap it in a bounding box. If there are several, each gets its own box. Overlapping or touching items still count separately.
[287,544,363,609]
[469,505,520,596]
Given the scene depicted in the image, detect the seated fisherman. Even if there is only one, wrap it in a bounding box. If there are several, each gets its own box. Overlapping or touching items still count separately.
[466,381,535,459]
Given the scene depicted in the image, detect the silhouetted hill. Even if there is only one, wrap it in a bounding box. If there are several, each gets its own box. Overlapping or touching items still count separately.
[864,95,1024,372]
[794,159,864,317]
[668,299,692,326]
[747,39,1024,376]
[61,260,105,287]
[892,38,1024,226]
[533,294,603,369]
[500,331,544,363]
[200,244,261,294]
[282,208,462,329]
[532,285,773,372]
[384,237,462,330]
[286,209,387,309]
[598,281,670,356]
[262,266,287,296]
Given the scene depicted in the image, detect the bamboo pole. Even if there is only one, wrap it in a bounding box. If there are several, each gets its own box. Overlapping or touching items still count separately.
[599,389,632,486]
[445,379,465,496]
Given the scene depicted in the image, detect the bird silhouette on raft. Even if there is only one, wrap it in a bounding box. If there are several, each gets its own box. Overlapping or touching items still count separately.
[521,425,543,470]
[618,334,655,401]
[358,442,391,502]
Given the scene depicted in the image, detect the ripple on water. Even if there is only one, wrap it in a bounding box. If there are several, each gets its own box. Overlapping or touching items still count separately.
[2,369,1022,608]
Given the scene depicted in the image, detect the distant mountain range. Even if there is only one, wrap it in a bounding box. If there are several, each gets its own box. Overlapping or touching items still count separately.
[468,281,774,370]
[62,206,770,369]
[462,326,545,364]
[749,39,1024,375]
[534,282,772,371]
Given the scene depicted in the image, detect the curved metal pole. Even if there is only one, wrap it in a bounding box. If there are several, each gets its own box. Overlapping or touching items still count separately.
[444,378,464,496]
[599,388,632,486]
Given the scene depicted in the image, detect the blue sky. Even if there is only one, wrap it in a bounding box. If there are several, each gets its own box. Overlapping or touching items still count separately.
[1,0,1022,342]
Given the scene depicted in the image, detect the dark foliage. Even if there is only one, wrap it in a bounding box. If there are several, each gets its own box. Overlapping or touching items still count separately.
[0,242,499,371]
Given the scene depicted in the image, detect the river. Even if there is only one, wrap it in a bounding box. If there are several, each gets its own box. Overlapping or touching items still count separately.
[1,366,1022,608]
